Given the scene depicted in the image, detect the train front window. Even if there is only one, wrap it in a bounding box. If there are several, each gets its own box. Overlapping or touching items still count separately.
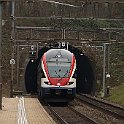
[47,62,71,78]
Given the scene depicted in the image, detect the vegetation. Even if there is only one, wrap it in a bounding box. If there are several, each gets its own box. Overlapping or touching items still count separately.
[105,83,124,106]
[33,19,124,29]
[109,44,124,87]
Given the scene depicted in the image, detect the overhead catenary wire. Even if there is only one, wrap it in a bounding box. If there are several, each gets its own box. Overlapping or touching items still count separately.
[38,0,80,8]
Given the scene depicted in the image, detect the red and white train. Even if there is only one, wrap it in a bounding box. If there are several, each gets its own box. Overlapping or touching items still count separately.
[37,49,76,102]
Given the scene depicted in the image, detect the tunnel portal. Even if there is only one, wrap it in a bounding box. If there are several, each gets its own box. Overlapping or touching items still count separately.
[25,44,95,94]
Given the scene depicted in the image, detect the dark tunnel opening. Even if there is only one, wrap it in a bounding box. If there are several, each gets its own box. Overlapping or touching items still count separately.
[68,45,95,94]
[25,44,95,94]
[25,47,49,93]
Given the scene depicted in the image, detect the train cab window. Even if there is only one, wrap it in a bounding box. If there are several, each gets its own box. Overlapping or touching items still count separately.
[47,62,71,78]
[46,49,72,78]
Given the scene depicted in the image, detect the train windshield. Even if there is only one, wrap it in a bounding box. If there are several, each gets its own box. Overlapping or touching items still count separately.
[46,49,72,78]
[47,61,71,78]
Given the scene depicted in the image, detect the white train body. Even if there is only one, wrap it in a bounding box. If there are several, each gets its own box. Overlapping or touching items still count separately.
[37,49,76,102]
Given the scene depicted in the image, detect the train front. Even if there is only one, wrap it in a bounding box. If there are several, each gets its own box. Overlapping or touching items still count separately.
[40,49,76,102]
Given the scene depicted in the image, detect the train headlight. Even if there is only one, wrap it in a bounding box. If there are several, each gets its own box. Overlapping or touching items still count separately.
[67,82,74,85]
[44,82,51,85]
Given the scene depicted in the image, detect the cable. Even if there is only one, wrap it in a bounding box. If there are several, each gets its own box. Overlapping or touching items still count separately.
[39,0,80,8]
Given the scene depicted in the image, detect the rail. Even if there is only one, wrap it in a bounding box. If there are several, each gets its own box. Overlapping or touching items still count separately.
[76,94,124,119]
[46,102,99,124]
[47,103,68,124]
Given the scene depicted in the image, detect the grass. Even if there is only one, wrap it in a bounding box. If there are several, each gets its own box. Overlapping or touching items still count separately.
[105,83,124,106]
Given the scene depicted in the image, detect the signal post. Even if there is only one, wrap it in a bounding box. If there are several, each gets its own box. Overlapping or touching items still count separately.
[29,45,37,62]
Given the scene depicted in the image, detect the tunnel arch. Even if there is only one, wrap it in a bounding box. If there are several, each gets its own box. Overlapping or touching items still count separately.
[25,47,49,93]
[25,44,96,95]
[68,45,95,94]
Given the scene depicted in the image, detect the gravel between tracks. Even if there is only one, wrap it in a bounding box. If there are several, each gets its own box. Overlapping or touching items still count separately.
[69,99,124,124]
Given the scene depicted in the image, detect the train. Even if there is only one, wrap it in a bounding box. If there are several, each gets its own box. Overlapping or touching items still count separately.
[37,48,77,102]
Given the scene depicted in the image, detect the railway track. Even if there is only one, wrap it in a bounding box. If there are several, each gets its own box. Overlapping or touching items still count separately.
[15,94,124,123]
[47,103,98,124]
[76,94,124,119]
[22,93,124,123]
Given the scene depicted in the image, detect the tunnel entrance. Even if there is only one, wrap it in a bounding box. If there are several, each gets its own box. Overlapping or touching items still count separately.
[68,45,95,94]
[25,44,95,94]
[25,47,49,93]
